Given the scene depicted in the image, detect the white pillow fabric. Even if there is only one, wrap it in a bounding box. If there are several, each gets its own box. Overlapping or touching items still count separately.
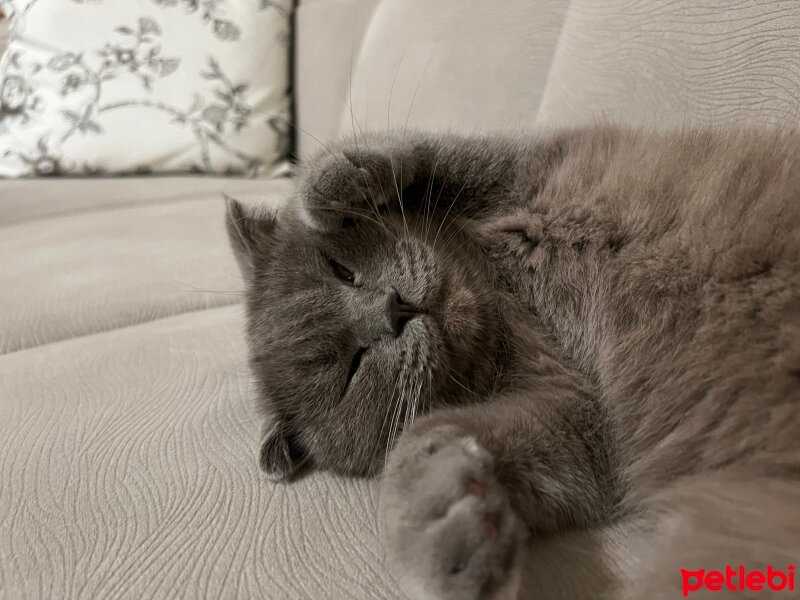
[0,0,292,177]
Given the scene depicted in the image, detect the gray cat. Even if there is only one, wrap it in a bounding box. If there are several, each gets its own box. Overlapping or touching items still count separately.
[226,125,800,600]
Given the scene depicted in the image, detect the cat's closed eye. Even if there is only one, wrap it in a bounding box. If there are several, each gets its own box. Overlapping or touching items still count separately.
[326,256,356,286]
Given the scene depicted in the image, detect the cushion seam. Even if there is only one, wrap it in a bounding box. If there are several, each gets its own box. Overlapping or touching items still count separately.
[0,299,243,357]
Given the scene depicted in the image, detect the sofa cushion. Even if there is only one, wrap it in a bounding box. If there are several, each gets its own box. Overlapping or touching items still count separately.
[295,0,800,159]
[294,0,570,158]
[536,0,800,128]
[343,0,570,135]
[0,177,292,353]
[294,0,379,157]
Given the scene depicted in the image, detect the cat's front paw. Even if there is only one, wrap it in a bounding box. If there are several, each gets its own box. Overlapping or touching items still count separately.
[298,140,417,232]
[380,426,525,600]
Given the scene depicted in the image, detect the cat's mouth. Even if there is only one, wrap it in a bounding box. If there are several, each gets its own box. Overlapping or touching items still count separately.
[342,346,368,397]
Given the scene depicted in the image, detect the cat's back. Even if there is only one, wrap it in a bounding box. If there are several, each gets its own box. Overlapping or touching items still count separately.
[518,125,800,415]
[531,125,800,283]
[547,125,800,240]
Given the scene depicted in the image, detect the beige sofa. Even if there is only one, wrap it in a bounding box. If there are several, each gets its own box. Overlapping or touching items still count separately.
[2,1,799,598]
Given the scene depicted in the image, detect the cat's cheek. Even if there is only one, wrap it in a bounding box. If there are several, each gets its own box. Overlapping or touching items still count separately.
[441,286,480,347]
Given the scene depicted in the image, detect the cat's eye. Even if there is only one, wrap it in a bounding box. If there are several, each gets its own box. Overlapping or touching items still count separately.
[327,256,356,286]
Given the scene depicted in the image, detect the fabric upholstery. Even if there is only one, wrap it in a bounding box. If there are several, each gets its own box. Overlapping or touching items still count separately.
[294,0,379,157]
[0,178,292,353]
[4,1,800,598]
[535,0,800,128]
[295,0,570,157]
[295,0,800,158]
[0,176,289,226]
[0,1,292,177]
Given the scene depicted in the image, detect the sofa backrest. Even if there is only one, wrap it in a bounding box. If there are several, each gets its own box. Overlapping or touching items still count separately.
[295,0,800,158]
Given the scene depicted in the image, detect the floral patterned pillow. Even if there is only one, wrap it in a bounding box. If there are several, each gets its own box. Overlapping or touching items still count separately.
[0,0,292,177]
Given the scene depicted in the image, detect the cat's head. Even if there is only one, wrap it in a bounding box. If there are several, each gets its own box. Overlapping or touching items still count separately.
[226,196,502,480]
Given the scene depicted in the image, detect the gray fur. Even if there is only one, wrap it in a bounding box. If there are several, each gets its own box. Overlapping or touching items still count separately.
[227,125,800,599]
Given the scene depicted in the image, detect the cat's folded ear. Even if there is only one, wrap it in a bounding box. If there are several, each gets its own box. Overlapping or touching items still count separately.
[259,421,307,482]
[224,194,278,281]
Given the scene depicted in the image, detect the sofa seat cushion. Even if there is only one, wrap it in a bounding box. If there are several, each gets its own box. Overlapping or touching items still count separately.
[0,177,292,353]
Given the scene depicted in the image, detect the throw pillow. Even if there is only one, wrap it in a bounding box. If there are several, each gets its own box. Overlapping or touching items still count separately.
[0,0,292,177]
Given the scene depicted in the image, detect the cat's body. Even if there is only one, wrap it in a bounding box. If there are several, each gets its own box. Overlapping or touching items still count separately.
[227,125,800,599]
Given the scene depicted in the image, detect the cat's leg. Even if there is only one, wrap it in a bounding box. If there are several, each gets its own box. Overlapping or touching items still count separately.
[517,472,800,599]
[618,473,800,600]
[379,389,618,600]
[380,424,525,600]
[382,421,800,600]
[297,131,557,232]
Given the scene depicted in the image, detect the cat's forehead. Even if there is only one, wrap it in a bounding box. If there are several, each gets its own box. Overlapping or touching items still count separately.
[282,210,424,255]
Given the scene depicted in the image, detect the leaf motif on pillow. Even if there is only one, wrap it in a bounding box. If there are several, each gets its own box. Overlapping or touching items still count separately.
[47,53,81,72]
[139,16,161,36]
[61,107,103,135]
[151,0,245,42]
[211,19,239,41]
[3,134,70,176]
[160,58,180,76]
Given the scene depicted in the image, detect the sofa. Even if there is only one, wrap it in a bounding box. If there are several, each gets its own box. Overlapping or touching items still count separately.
[2,1,799,598]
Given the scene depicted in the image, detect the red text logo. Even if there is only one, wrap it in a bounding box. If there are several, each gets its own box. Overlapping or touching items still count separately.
[681,565,795,596]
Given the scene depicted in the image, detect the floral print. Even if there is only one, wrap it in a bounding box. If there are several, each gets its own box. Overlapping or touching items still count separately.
[0,0,292,177]
[150,0,253,42]
[1,74,37,120]
[15,136,67,176]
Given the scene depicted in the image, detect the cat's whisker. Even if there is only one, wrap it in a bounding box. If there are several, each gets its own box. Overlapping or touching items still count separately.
[306,204,397,239]
[444,369,477,398]
[423,145,445,240]
[392,158,409,238]
[288,122,338,160]
[383,50,410,238]
[401,49,432,148]
[383,372,405,464]
[345,40,368,150]
[351,151,395,239]
[387,389,405,461]
[427,157,453,239]
[432,178,471,252]
[438,202,483,249]
[163,276,246,296]
[398,50,433,242]
[438,211,480,252]
[184,290,245,296]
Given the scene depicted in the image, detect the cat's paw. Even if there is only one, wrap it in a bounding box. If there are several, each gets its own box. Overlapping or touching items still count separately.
[380,426,525,600]
[298,141,417,232]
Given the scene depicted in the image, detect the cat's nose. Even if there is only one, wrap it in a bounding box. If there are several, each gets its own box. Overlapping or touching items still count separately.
[387,288,423,337]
